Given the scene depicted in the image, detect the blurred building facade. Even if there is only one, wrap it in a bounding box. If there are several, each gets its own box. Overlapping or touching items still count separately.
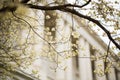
[0,0,120,80]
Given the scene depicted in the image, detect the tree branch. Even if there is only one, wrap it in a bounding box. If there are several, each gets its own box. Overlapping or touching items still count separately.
[26,0,91,9]
[0,6,17,12]
[0,0,119,50]
[80,0,91,7]
[0,0,91,12]
[104,41,111,72]
[61,8,120,50]
[20,0,30,3]
[26,4,120,50]
[55,0,91,8]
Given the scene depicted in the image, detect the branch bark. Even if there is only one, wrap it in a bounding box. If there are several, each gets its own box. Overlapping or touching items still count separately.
[0,0,119,50]
[20,0,30,3]
[26,4,120,50]
[62,8,120,50]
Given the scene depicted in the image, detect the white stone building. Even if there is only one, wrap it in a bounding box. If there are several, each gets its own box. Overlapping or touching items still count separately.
[0,0,120,80]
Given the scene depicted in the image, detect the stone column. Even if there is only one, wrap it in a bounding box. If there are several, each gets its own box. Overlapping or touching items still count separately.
[65,58,74,80]
[56,68,65,80]
[107,67,116,80]
[78,37,93,80]
[116,70,120,80]
[94,51,106,80]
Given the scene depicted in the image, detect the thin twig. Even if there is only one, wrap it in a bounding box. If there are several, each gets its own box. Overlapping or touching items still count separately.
[11,11,62,57]
[104,41,111,72]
